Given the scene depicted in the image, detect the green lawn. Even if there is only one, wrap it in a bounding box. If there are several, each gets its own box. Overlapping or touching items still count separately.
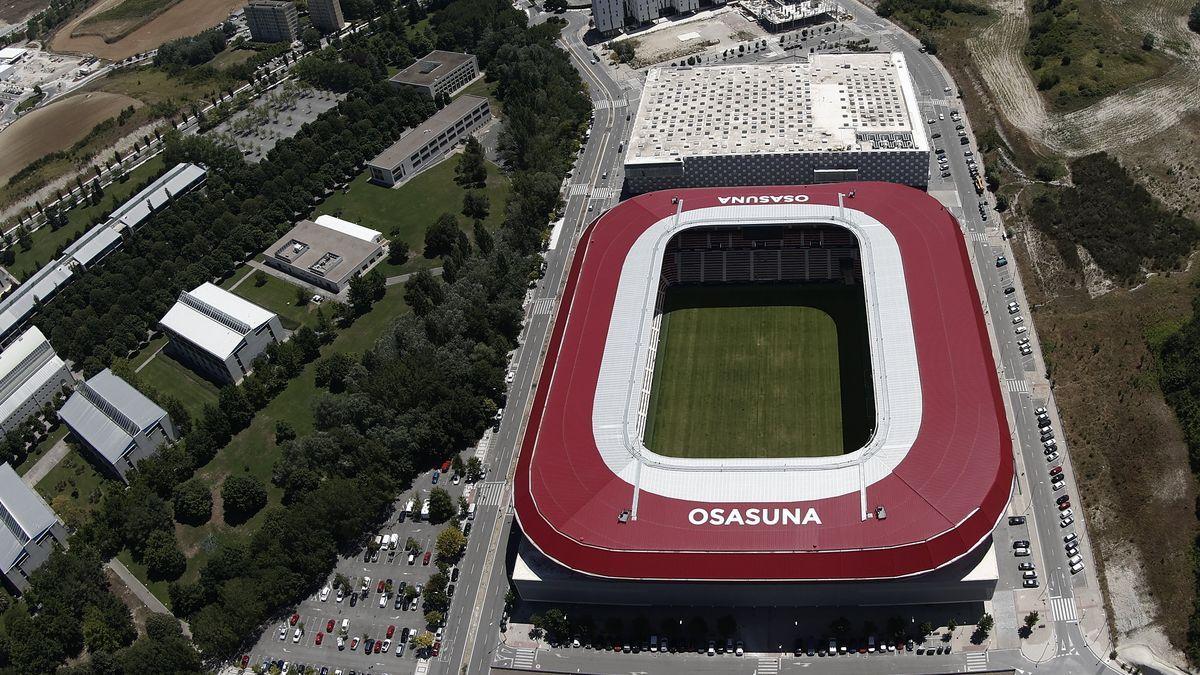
[314,154,510,278]
[643,284,874,459]
[459,78,503,118]
[136,351,220,419]
[222,267,318,330]
[9,156,167,280]
[16,426,68,475]
[36,447,112,530]
[162,287,411,595]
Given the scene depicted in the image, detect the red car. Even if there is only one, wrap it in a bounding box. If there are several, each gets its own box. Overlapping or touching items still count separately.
[240,654,249,668]
[1050,466,1063,475]
[441,460,451,473]
[1058,501,1071,511]
[377,580,385,593]
[350,637,359,650]
[433,640,442,656]
[373,639,383,653]
[326,619,334,633]
[290,613,300,625]
[423,551,431,565]
[387,625,395,638]
[315,632,324,646]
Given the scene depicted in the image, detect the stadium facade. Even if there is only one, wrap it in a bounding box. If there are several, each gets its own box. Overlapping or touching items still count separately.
[512,183,1013,606]
[622,54,930,196]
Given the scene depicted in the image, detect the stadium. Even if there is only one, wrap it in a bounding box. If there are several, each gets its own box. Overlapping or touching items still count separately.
[512,183,1014,606]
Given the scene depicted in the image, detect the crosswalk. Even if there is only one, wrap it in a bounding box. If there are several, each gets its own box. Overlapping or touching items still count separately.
[568,184,590,196]
[512,647,536,668]
[756,656,780,674]
[1007,378,1031,394]
[531,297,555,315]
[965,650,989,671]
[1050,595,1079,622]
[570,185,620,199]
[589,186,620,200]
[968,231,990,244]
[592,99,627,110]
[475,481,507,506]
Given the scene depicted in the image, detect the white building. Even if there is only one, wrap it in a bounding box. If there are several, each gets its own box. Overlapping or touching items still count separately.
[264,215,385,293]
[0,47,26,64]
[158,283,283,384]
[622,53,930,195]
[0,463,68,592]
[59,369,177,482]
[592,0,715,34]
[0,327,75,435]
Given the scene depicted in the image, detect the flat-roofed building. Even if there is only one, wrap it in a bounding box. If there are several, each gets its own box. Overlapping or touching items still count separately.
[0,463,68,592]
[159,283,283,384]
[367,95,491,187]
[622,53,930,195]
[264,215,385,292]
[309,0,344,33]
[245,0,299,43]
[592,0,712,34]
[59,369,177,482]
[389,51,479,100]
[0,327,74,435]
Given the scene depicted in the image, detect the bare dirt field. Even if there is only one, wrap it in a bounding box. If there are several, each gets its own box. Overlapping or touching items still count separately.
[0,91,139,183]
[0,0,48,25]
[50,0,244,61]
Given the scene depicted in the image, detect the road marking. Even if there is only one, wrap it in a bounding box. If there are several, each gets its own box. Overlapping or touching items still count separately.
[414,658,430,675]
[757,655,780,674]
[568,184,590,195]
[475,481,506,505]
[512,647,537,668]
[474,429,492,461]
[965,650,989,671]
[1050,595,1078,622]
[1007,378,1030,394]
[531,297,555,316]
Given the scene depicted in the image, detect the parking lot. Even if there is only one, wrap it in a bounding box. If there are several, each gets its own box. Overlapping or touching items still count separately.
[245,454,485,674]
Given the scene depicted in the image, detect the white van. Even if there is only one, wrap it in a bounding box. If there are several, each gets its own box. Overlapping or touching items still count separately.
[420,499,431,521]
[468,503,477,521]
[389,533,399,550]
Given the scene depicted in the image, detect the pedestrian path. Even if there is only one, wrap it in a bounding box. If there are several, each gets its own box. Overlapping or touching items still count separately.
[1050,595,1078,622]
[21,437,69,487]
[512,647,536,668]
[473,430,492,461]
[475,481,506,506]
[531,298,555,316]
[965,650,989,671]
[756,656,780,674]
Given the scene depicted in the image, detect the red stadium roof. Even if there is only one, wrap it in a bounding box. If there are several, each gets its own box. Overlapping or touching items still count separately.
[513,183,1013,581]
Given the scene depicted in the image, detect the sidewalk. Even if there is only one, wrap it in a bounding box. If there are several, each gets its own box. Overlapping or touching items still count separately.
[385,266,442,287]
[21,437,69,487]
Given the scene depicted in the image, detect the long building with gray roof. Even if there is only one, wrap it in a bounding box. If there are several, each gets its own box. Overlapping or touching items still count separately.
[0,462,68,592]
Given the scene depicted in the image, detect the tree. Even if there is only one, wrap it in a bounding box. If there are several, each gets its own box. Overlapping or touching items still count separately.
[412,631,435,650]
[472,219,493,256]
[428,487,454,523]
[538,608,570,641]
[462,190,489,220]
[918,621,934,639]
[1024,611,1039,630]
[302,26,322,51]
[976,613,994,639]
[435,525,466,562]
[455,136,487,188]
[465,456,485,482]
[143,529,186,581]
[404,269,445,316]
[451,454,465,476]
[275,420,296,444]
[1191,1,1200,33]
[424,213,460,258]
[253,270,268,286]
[612,40,636,63]
[221,474,267,523]
[1142,32,1155,50]
[145,613,183,640]
[388,239,410,265]
[172,478,212,525]
[295,285,310,306]
[82,597,136,654]
[947,617,957,633]
[348,269,385,315]
[425,610,444,628]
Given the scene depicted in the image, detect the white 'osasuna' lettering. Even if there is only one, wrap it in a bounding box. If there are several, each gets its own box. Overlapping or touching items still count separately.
[716,195,811,205]
[687,507,822,526]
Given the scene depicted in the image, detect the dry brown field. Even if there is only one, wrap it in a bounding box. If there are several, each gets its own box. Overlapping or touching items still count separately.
[50,0,244,61]
[0,91,140,183]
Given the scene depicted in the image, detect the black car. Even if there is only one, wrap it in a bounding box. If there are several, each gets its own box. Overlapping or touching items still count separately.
[365,638,375,653]
[1008,515,1026,525]
[1013,540,1030,549]
[1051,473,1065,483]
[1056,495,1070,504]
[349,593,357,607]
[1004,286,1016,295]
[794,638,804,656]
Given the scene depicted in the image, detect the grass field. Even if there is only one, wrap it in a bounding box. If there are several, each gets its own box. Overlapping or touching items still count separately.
[314,154,510,277]
[221,267,318,331]
[643,284,874,459]
[136,351,219,418]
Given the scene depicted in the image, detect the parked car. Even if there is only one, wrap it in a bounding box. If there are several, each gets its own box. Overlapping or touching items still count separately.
[423,551,432,565]
[1060,516,1074,527]
[1008,515,1026,525]
[1024,578,1039,588]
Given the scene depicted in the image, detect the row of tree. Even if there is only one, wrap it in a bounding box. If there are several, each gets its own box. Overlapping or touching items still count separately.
[154,25,233,70]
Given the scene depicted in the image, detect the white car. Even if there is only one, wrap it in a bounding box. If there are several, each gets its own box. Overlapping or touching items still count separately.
[1060,516,1074,527]
[336,588,343,603]
[382,638,391,653]
[1060,508,1073,519]
[1053,481,1067,491]
[1068,554,1083,566]
[1070,561,1085,574]
[320,586,330,602]
[378,594,387,608]
[1046,451,1059,462]
[293,627,302,643]
[1015,326,1028,334]
[505,371,515,384]
[279,624,287,640]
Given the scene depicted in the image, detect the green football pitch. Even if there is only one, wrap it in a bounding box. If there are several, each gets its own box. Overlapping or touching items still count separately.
[643,283,875,459]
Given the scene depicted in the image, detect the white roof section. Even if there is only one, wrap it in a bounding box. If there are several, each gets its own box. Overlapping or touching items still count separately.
[59,369,165,465]
[0,463,59,573]
[591,202,922,506]
[159,283,276,360]
[108,162,206,231]
[314,214,382,243]
[627,53,927,164]
[0,326,68,426]
[66,226,122,268]
[0,47,26,62]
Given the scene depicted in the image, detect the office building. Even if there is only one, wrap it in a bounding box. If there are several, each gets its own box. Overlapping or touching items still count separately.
[309,0,344,33]
[59,369,177,482]
[367,95,491,187]
[389,51,479,100]
[264,215,385,292]
[246,0,299,43]
[158,283,283,384]
[0,327,74,435]
[0,463,68,592]
[592,0,716,34]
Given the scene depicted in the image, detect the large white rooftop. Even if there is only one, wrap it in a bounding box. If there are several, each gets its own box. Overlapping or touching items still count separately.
[159,283,276,360]
[626,53,927,164]
[314,214,382,243]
